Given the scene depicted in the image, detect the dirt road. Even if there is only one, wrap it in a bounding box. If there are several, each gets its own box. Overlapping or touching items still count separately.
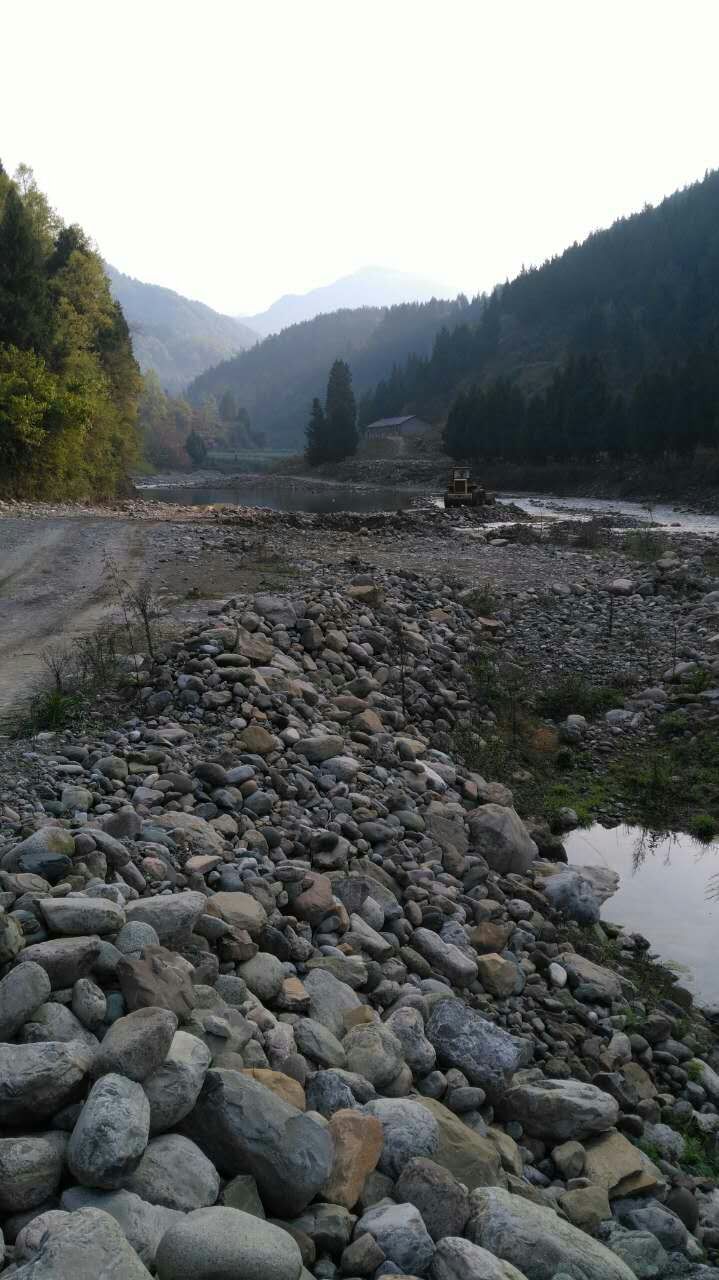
[0,519,159,712]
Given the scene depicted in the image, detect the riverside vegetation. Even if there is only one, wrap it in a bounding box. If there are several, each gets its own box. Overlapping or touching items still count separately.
[2,503,719,1278]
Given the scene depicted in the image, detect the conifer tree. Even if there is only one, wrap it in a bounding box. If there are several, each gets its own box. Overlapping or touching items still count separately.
[185,428,208,465]
[305,397,327,465]
[324,359,357,460]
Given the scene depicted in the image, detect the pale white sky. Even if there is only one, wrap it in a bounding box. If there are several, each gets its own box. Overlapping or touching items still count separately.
[2,0,718,314]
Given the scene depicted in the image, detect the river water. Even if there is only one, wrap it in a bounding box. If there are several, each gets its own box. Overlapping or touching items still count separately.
[567,824,719,1005]
[137,482,419,515]
[137,480,719,534]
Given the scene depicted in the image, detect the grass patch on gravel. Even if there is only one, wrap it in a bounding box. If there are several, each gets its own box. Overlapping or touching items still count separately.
[534,673,623,721]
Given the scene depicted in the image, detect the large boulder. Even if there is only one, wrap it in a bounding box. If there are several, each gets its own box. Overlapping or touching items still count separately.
[204,891,268,938]
[123,1134,220,1211]
[344,1023,405,1090]
[253,592,298,628]
[117,946,197,1020]
[182,1068,334,1216]
[321,1109,384,1210]
[431,1236,529,1279]
[356,1201,435,1275]
[416,1097,504,1192]
[0,961,51,1040]
[396,1158,471,1242]
[466,1187,636,1280]
[583,1131,661,1198]
[466,806,537,874]
[303,967,361,1039]
[426,999,522,1101]
[68,1073,151,1189]
[38,895,126,936]
[0,1040,93,1123]
[91,1007,178,1081]
[11,1207,152,1279]
[362,1098,440,1179]
[412,928,478,987]
[126,892,208,945]
[61,1188,181,1269]
[144,1030,211,1134]
[541,869,600,924]
[151,814,225,855]
[1,827,75,881]
[19,936,102,987]
[155,1206,303,1280]
[0,1132,68,1213]
[557,952,622,1002]
[502,1076,618,1142]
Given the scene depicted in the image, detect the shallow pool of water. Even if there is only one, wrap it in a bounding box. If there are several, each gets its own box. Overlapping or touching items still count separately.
[498,493,719,535]
[566,824,719,1004]
[137,484,420,515]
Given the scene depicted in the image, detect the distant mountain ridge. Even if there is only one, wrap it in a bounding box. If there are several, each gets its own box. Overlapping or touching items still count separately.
[188,295,463,447]
[242,265,449,337]
[106,266,257,394]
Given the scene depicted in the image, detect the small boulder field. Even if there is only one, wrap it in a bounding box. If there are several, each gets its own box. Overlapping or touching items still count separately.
[0,576,718,1280]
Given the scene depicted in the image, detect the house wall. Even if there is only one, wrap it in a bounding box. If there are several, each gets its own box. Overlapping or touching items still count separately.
[398,418,431,436]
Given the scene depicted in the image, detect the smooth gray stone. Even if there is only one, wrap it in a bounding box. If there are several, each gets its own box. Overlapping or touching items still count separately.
[123,1134,220,1211]
[0,961,51,1040]
[10,1207,152,1278]
[0,1039,93,1123]
[61,1187,182,1268]
[181,1068,334,1216]
[0,1132,68,1213]
[155,1206,303,1280]
[68,1073,150,1189]
[144,1030,211,1134]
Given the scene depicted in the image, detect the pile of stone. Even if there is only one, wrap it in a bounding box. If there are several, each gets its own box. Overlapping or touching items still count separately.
[0,582,718,1279]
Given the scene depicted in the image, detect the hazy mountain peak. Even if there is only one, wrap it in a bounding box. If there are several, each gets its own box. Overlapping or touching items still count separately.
[243,265,450,337]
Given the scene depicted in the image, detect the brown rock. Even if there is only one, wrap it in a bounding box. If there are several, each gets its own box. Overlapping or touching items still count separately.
[322,1109,384,1210]
[347,584,383,605]
[583,1130,660,1198]
[219,930,258,963]
[274,977,311,1013]
[343,1006,378,1030]
[559,1185,611,1232]
[241,1068,306,1110]
[475,953,522,998]
[292,874,335,926]
[185,855,223,875]
[239,725,278,755]
[352,709,384,735]
[117,945,196,1020]
[205,891,268,937]
[467,921,511,954]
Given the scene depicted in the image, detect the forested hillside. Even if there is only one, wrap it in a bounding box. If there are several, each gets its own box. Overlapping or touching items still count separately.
[188,296,463,447]
[361,170,719,461]
[106,266,257,394]
[0,163,141,498]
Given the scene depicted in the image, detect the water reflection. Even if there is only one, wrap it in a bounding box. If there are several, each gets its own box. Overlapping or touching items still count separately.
[565,823,719,1003]
[137,484,421,515]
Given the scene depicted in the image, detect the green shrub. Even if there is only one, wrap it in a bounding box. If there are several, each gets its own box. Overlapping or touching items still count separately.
[535,672,623,720]
[623,529,667,562]
[688,813,719,843]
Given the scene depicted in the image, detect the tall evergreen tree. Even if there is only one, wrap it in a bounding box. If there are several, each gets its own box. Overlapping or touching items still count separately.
[324,359,357,460]
[305,397,327,465]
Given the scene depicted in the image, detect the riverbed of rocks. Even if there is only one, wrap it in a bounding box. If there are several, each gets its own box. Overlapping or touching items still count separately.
[1,571,719,1278]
